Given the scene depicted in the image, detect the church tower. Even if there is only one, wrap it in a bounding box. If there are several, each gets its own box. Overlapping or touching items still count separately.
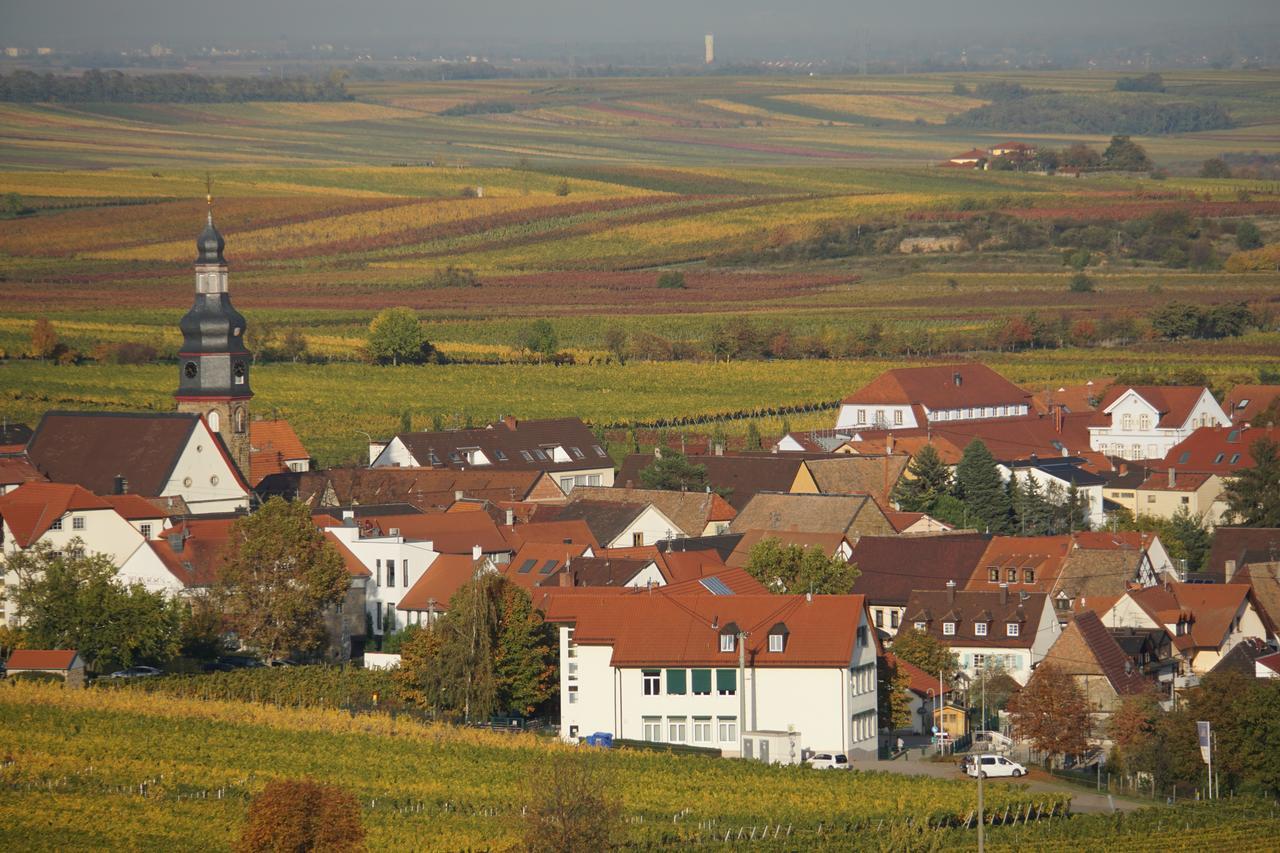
[175,201,252,480]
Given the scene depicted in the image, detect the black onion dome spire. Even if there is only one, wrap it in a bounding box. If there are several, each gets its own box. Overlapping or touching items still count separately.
[195,205,226,265]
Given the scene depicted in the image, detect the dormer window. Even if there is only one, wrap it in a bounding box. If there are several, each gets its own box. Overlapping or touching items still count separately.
[988,568,999,583]
[975,622,988,637]
[1006,622,1020,637]
[943,622,956,636]
[1025,569,1035,584]
[767,622,788,653]
[719,622,740,653]
[1007,568,1018,583]
[914,621,927,631]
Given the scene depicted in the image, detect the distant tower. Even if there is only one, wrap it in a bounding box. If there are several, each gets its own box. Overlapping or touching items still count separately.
[705,34,714,65]
[174,198,253,480]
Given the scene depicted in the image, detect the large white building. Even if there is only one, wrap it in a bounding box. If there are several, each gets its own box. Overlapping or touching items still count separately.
[1088,386,1230,461]
[835,363,1034,432]
[542,591,879,759]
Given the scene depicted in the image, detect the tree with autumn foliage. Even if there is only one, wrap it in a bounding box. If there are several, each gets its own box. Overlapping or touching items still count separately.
[743,537,860,594]
[214,497,350,662]
[1107,690,1162,775]
[1007,662,1090,765]
[888,628,957,684]
[523,754,621,853]
[238,778,365,853]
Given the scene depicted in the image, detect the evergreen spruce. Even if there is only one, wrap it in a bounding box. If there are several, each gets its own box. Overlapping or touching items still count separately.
[954,440,1012,533]
[891,445,952,514]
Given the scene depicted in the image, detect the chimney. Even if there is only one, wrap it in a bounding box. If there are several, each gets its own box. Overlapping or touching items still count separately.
[455,490,465,502]
[1054,405,1063,435]
[953,371,963,387]
[713,441,725,456]
[502,415,518,431]
[886,433,895,455]
[559,569,572,587]
[946,579,956,603]
[999,582,1008,605]
[1225,559,1237,580]
[505,508,515,526]
[112,475,127,495]
[472,544,482,561]
[1167,467,1176,489]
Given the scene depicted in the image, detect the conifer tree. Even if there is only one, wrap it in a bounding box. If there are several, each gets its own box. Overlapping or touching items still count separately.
[954,440,1011,534]
[891,445,952,514]
[1224,438,1280,527]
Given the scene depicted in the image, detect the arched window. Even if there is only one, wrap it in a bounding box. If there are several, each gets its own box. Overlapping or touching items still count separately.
[207,410,220,432]
[234,407,247,434]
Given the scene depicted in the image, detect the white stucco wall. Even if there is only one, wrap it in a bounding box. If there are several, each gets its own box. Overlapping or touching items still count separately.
[601,505,683,549]
[836,404,919,432]
[164,425,250,513]
[322,525,439,636]
[1089,390,1229,460]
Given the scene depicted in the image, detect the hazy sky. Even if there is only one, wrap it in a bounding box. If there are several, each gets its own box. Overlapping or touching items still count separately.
[2,0,1276,49]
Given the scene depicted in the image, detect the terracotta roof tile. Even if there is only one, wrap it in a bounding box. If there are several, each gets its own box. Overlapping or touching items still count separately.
[1224,385,1280,425]
[850,533,992,605]
[504,541,593,590]
[1161,426,1280,476]
[564,486,735,538]
[249,419,310,486]
[1069,611,1152,695]
[6,649,79,670]
[842,363,1031,410]
[904,589,1047,648]
[145,517,237,588]
[729,492,893,538]
[615,454,805,511]
[398,556,491,612]
[0,482,112,547]
[0,456,45,488]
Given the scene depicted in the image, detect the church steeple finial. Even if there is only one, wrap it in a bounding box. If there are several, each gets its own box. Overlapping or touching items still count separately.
[195,177,225,266]
[205,172,214,226]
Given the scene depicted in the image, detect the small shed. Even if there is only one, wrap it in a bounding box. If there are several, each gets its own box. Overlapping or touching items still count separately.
[933,704,968,739]
[5,649,86,689]
[742,730,803,765]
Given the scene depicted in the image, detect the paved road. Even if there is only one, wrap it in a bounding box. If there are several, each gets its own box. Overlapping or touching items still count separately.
[848,755,1143,814]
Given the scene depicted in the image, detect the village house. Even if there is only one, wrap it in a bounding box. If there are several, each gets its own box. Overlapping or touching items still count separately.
[729,492,894,539]
[1160,425,1280,479]
[1098,581,1268,676]
[1037,611,1153,740]
[849,533,993,637]
[542,591,879,758]
[248,418,312,487]
[261,467,567,509]
[0,455,45,496]
[1088,386,1230,461]
[561,486,736,538]
[835,363,1034,433]
[902,584,1060,685]
[552,498,684,548]
[615,452,809,512]
[726,529,855,570]
[24,411,251,515]
[1223,384,1280,425]
[998,456,1107,528]
[4,649,86,688]
[371,416,615,492]
[1133,469,1227,527]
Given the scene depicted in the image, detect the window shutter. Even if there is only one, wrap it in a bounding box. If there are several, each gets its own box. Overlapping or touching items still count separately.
[716,669,736,692]
[692,668,712,693]
[666,669,686,695]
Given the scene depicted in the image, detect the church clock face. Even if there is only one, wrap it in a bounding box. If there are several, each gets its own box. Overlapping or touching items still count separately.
[233,361,246,385]
[184,361,198,378]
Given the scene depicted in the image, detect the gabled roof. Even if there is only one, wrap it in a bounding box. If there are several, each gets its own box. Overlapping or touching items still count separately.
[842,363,1031,410]
[145,517,237,588]
[541,592,869,668]
[851,533,992,605]
[345,511,510,555]
[1224,384,1280,425]
[0,482,112,547]
[564,486,735,538]
[398,555,491,612]
[101,494,171,521]
[657,567,768,596]
[1067,611,1153,696]
[850,412,1094,467]
[903,589,1048,649]
[538,556,651,588]
[1092,386,1210,430]
[0,456,45,488]
[1233,561,1280,637]
[6,649,79,671]
[1257,652,1280,677]
[615,454,805,511]
[804,456,909,505]
[552,499,655,545]
[503,540,593,590]
[390,417,608,474]
[885,653,952,697]
[276,467,553,509]
[1137,469,1215,493]
[249,419,310,486]
[1127,582,1252,650]
[1054,548,1147,601]
[965,535,1073,595]
[498,518,599,552]
[1161,426,1280,475]
[1209,636,1273,676]
[1206,527,1280,582]
[25,411,233,497]
[323,532,372,578]
[726,529,852,568]
[729,492,893,538]
[1029,380,1109,415]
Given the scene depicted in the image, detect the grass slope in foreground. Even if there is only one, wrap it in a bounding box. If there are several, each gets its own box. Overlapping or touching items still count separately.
[0,683,1059,851]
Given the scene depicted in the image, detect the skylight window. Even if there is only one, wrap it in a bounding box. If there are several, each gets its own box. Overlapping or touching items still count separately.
[538,559,559,575]
[570,447,585,460]
[494,449,509,462]
[1178,451,1190,464]
[1214,453,1225,464]
[699,576,733,595]
[532,449,547,461]
[519,450,534,462]
[1230,453,1240,464]
[593,446,608,457]
[516,559,537,574]
[448,451,463,464]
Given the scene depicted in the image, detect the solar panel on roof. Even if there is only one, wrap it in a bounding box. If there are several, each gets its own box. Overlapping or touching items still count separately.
[516,559,537,574]
[699,576,733,595]
[539,560,559,575]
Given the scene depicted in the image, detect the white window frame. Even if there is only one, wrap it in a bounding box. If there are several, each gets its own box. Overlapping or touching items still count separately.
[943,622,956,636]
[974,622,988,637]
[643,717,662,742]
[667,717,687,743]
[72,516,85,531]
[720,633,735,653]
[768,633,784,653]
[693,717,712,743]
[717,717,737,743]
[1006,622,1020,637]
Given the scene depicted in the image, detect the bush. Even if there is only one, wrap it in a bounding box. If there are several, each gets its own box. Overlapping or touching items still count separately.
[1200,158,1231,178]
[1236,221,1263,251]
[104,665,399,710]
[656,271,686,290]
[239,778,365,853]
[523,754,620,853]
[1068,273,1095,293]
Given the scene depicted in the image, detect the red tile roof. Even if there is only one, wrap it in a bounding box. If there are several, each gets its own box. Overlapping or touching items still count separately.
[503,541,592,590]
[249,419,310,486]
[398,556,490,612]
[656,567,768,595]
[886,653,951,697]
[965,535,1073,595]
[542,592,869,668]
[1162,426,1280,475]
[905,588,1049,649]
[842,363,1031,410]
[499,519,599,552]
[1137,470,1215,493]
[1028,380,1109,415]
[348,511,510,555]
[6,649,79,671]
[0,456,45,488]
[323,532,371,578]
[1093,386,1210,430]
[101,494,171,520]
[1256,652,1280,676]
[1127,582,1251,650]
[850,533,993,605]
[1224,385,1280,425]
[0,482,112,547]
[851,411,1094,466]
[145,517,237,588]
[1069,611,1152,696]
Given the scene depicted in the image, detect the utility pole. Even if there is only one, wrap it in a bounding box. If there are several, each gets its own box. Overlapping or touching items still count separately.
[738,630,747,757]
[977,766,985,851]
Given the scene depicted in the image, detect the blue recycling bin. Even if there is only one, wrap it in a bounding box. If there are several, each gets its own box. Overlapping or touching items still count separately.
[585,732,614,748]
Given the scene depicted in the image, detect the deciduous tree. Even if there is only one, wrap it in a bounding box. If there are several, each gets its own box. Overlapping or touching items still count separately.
[367,306,432,366]
[7,542,184,673]
[888,628,957,683]
[520,319,560,362]
[1007,662,1090,765]
[639,450,708,492]
[214,497,350,661]
[523,754,620,853]
[743,537,860,595]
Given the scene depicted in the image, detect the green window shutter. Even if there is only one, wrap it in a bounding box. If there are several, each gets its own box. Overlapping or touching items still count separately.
[692,668,712,693]
[666,669,686,694]
[716,669,736,692]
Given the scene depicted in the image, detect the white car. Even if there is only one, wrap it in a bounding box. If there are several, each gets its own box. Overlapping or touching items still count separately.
[967,754,1026,779]
[807,752,850,770]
